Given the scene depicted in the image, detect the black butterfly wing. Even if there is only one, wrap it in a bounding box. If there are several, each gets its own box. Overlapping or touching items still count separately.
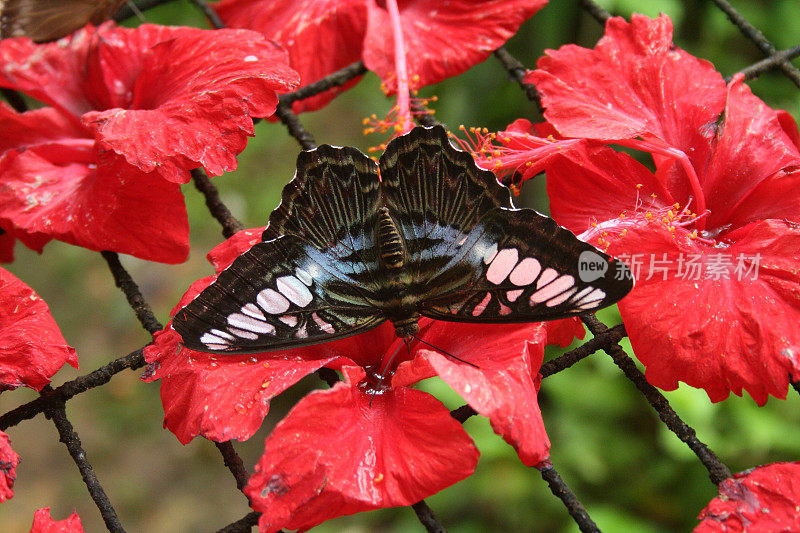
[379,125,632,322]
[415,207,633,322]
[379,125,515,287]
[174,144,387,354]
[173,235,387,354]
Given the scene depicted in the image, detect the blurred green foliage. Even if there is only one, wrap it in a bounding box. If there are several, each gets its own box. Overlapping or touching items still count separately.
[1,0,799,531]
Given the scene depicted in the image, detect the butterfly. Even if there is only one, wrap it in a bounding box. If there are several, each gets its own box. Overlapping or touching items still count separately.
[0,0,126,42]
[173,125,634,355]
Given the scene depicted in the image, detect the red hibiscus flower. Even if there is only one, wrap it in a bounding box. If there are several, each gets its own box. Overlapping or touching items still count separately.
[29,508,84,533]
[146,227,581,531]
[0,430,19,502]
[0,267,77,391]
[0,23,298,263]
[492,14,800,403]
[696,462,800,532]
[215,0,547,117]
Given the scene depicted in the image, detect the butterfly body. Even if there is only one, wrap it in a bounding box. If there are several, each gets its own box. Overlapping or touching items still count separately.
[173,126,634,355]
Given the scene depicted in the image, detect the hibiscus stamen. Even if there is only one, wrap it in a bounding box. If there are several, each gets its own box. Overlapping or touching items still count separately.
[451,125,584,189]
[362,94,437,151]
[613,138,708,230]
[579,196,714,248]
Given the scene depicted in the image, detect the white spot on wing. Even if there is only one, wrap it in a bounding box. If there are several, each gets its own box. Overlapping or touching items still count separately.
[509,257,542,286]
[227,327,259,340]
[486,248,518,284]
[506,289,523,302]
[472,292,492,316]
[257,288,290,314]
[312,312,335,333]
[483,243,498,264]
[277,275,313,307]
[295,267,313,286]
[536,268,559,288]
[240,303,265,320]
[201,332,230,347]
[279,315,298,327]
[546,287,578,307]
[574,288,606,309]
[209,329,235,341]
[227,313,275,335]
[530,275,575,304]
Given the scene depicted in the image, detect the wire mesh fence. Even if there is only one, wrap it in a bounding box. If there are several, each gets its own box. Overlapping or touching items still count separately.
[1,0,799,531]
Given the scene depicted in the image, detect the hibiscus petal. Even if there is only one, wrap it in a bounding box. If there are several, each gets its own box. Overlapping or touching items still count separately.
[696,462,800,532]
[610,220,800,404]
[245,366,478,532]
[394,321,551,466]
[0,147,189,264]
[143,328,338,444]
[0,430,19,502]
[724,167,800,228]
[700,76,800,227]
[207,227,267,273]
[528,14,726,146]
[82,25,299,182]
[0,268,77,391]
[29,508,84,533]
[215,0,367,113]
[544,142,674,235]
[364,0,547,92]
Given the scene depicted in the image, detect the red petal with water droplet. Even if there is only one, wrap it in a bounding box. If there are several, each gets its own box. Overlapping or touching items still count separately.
[403,321,551,466]
[697,76,800,228]
[245,366,478,532]
[144,327,338,444]
[207,226,267,273]
[0,430,19,502]
[528,14,726,145]
[0,144,189,264]
[29,508,84,533]
[0,23,298,185]
[609,220,800,404]
[82,24,299,182]
[0,268,77,391]
[696,462,800,532]
[215,0,367,113]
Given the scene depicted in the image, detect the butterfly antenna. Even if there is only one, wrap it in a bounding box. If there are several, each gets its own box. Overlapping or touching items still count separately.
[370,340,406,407]
[410,334,479,368]
[125,1,147,21]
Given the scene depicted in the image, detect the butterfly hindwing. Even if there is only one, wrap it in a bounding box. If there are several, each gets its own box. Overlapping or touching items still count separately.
[418,207,633,322]
[172,235,385,354]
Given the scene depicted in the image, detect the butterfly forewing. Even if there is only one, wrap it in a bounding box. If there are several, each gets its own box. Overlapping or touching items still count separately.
[173,236,386,354]
[263,144,386,296]
[379,125,515,287]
